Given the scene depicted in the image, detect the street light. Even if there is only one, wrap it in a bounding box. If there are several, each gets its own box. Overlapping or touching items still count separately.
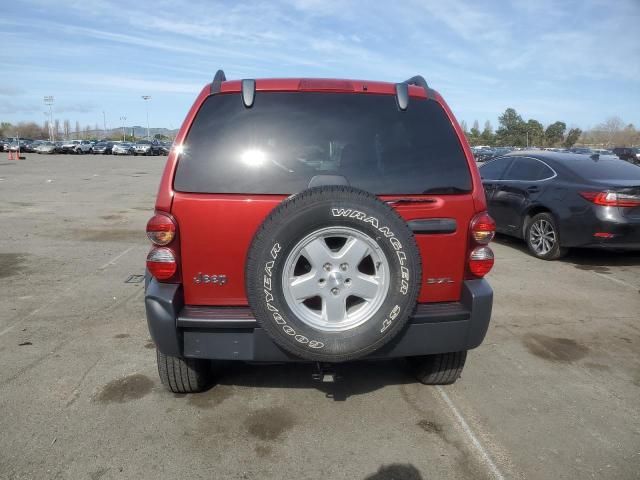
[120,116,127,142]
[44,96,54,141]
[141,95,151,140]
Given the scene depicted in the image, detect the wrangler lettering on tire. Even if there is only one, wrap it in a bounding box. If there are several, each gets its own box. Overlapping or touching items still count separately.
[245,186,422,362]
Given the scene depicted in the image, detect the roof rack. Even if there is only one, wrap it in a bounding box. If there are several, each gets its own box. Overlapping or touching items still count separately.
[404,75,429,91]
[395,75,431,111]
[211,69,226,94]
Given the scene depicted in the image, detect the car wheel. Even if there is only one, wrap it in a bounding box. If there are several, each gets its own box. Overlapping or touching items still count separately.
[245,186,422,362]
[156,349,213,393]
[408,351,467,385]
[525,212,567,260]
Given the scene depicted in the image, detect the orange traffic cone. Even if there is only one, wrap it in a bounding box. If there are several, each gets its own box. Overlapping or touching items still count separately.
[7,149,17,160]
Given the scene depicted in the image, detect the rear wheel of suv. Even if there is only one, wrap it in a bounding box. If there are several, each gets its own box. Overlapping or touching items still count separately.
[156,349,213,393]
[408,351,467,385]
[525,212,567,260]
[246,186,422,363]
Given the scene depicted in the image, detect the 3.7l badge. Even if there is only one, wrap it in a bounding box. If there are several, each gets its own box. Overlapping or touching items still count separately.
[193,273,228,285]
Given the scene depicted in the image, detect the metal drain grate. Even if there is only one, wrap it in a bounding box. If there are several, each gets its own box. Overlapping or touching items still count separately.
[125,274,145,284]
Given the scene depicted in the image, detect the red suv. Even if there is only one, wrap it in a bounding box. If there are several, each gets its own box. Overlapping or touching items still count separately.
[145,70,495,393]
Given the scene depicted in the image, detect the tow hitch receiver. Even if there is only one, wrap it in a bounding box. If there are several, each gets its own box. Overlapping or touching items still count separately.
[312,362,339,383]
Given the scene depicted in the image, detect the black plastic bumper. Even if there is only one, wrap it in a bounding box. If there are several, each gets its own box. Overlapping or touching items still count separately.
[145,279,493,361]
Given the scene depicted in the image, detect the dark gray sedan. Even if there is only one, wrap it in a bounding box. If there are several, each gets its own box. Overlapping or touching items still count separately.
[480,151,640,259]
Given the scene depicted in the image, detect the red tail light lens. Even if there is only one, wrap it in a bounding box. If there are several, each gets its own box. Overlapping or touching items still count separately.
[470,212,496,244]
[579,191,640,207]
[469,246,495,277]
[146,247,177,280]
[146,213,176,245]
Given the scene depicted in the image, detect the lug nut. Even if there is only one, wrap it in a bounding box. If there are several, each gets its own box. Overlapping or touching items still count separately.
[345,278,351,286]
[318,278,325,285]
[340,263,348,271]
[323,263,332,272]
[331,288,339,295]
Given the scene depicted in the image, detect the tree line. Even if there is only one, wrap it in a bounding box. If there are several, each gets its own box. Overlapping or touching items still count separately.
[462,108,639,148]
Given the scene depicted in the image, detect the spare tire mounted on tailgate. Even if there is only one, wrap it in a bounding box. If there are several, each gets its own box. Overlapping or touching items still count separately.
[245,186,422,362]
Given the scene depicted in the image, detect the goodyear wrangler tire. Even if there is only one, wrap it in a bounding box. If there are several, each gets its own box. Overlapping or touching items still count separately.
[245,186,422,362]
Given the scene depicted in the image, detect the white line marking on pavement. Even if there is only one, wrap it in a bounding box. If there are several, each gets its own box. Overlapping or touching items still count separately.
[591,271,636,290]
[99,246,136,270]
[436,386,506,480]
[0,245,139,337]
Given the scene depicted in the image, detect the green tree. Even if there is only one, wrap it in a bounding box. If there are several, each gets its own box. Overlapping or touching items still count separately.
[480,120,494,145]
[544,121,566,147]
[563,128,582,148]
[0,122,13,137]
[468,120,481,146]
[526,119,544,147]
[495,108,526,146]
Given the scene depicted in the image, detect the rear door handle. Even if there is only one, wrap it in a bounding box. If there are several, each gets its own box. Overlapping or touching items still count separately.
[527,186,540,193]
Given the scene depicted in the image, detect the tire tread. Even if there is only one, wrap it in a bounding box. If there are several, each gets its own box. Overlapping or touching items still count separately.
[411,351,467,385]
[156,349,212,393]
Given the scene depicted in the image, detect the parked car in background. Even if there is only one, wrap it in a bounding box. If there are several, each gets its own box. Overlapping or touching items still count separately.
[133,140,161,156]
[59,140,93,154]
[613,147,640,164]
[473,148,496,162]
[568,147,593,155]
[75,140,93,154]
[92,142,114,154]
[112,142,135,155]
[9,139,35,152]
[592,148,614,156]
[34,141,59,154]
[159,141,172,155]
[479,151,640,259]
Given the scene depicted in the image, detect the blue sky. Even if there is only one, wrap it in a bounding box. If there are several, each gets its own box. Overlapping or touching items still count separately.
[1,0,639,132]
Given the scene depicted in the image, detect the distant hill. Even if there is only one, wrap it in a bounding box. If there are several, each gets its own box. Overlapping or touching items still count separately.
[102,126,179,140]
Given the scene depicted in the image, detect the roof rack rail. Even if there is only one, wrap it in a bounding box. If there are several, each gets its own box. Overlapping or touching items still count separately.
[395,83,409,111]
[241,79,256,108]
[404,75,429,90]
[395,75,430,111]
[211,69,226,94]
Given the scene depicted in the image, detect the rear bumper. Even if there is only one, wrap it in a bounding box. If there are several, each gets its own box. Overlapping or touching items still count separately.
[145,279,493,361]
[560,206,640,249]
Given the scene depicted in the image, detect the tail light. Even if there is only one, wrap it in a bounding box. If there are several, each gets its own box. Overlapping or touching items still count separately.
[467,212,495,278]
[469,246,495,277]
[470,212,496,244]
[579,191,640,207]
[146,213,176,245]
[146,212,180,282]
[146,247,177,280]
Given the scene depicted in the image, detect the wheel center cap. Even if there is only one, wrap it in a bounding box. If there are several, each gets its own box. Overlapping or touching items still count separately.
[327,271,344,288]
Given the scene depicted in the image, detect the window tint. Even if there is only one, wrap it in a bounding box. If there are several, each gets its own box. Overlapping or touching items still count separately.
[479,157,512,180]
[503,157,554,181]
[563,156,640,181]
[175,92,472,194]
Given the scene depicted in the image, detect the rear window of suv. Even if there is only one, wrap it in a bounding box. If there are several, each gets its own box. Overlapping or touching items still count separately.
[175,92,472,195]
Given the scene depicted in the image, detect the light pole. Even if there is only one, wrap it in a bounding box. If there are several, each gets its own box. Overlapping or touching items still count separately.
[120,116,127,142]
[44,96,54,141]
[102,111,107,138]
[141,95,151,140]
